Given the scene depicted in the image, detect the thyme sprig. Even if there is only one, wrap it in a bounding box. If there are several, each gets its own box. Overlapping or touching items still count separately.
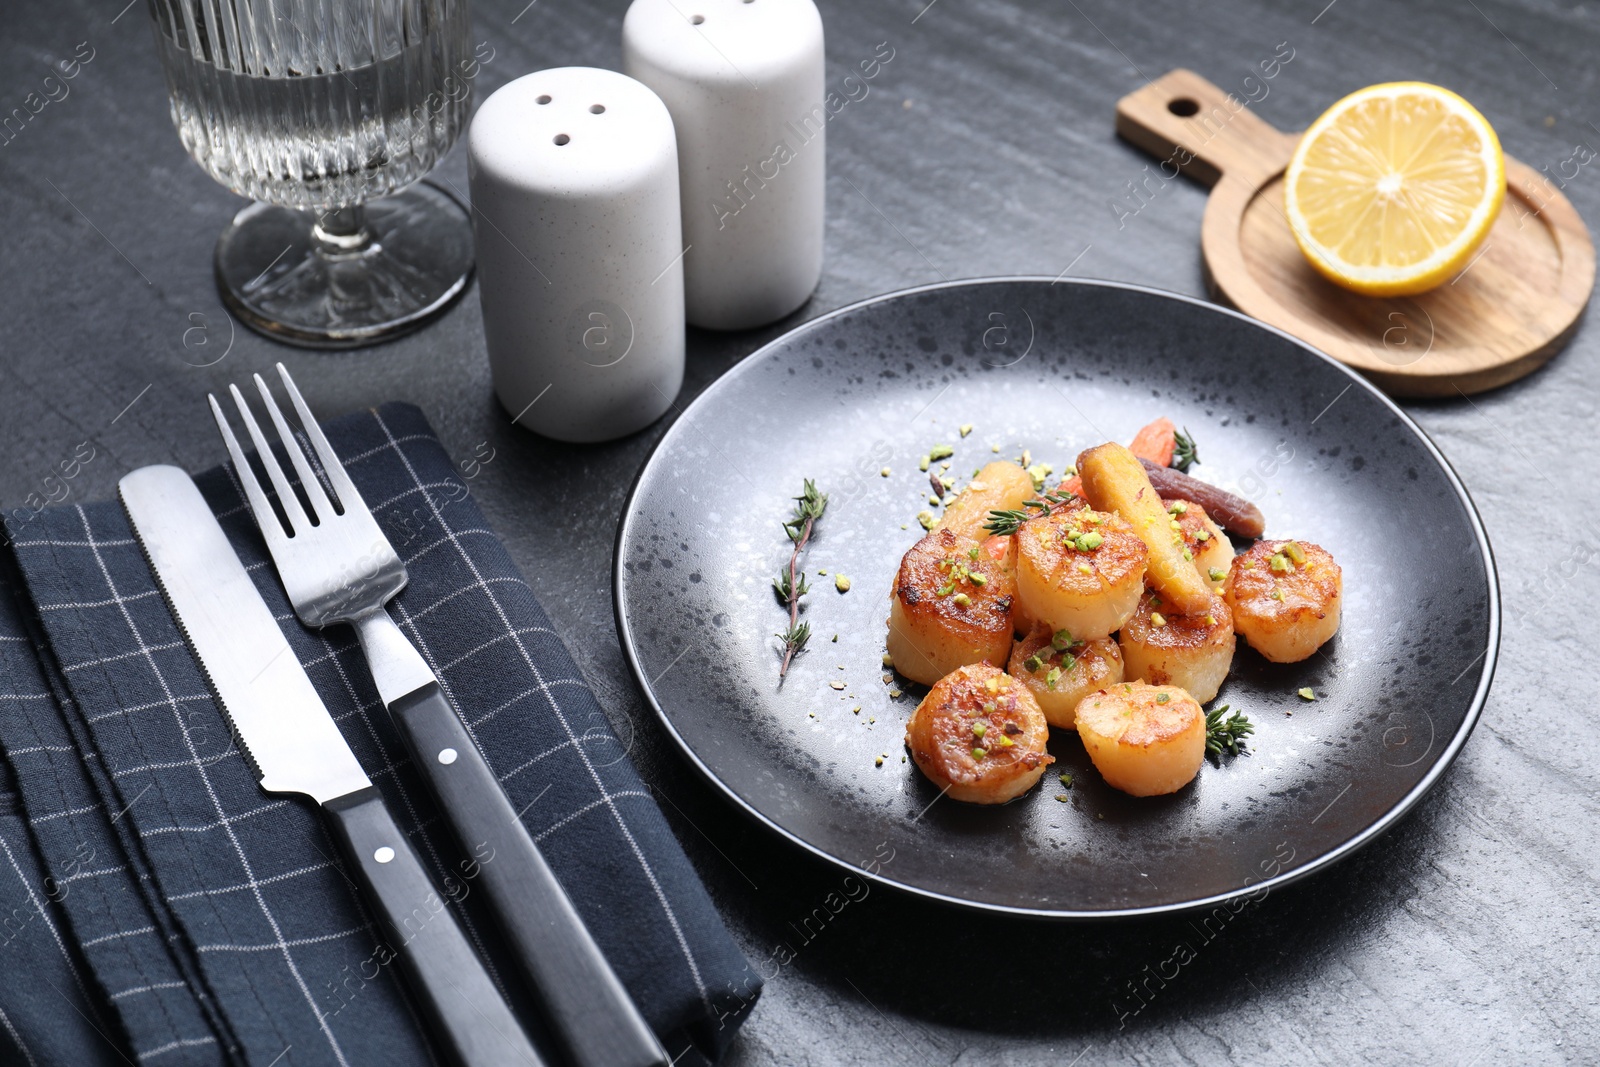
[982,489,1078,536]
[1172,427,1200,473]
[775,479,828,679]
[1205,704,1254,757]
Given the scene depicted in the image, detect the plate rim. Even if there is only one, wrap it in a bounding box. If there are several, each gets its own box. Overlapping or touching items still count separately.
[614,275,1501,920]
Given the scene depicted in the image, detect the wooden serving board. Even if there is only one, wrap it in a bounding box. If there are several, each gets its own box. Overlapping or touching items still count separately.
[1115,69,1595,397]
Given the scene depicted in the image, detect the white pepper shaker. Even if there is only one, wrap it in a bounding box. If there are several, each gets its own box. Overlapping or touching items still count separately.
[468,67,685,443]
[622,0,825,331]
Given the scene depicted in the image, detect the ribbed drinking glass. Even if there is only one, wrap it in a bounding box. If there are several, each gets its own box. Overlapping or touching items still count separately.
[148,0,476,346]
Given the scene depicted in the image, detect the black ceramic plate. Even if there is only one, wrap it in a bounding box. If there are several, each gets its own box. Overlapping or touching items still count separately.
[615,279,1497,918]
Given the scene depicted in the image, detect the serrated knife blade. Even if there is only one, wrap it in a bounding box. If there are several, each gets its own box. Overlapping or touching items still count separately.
[119,465,369,803]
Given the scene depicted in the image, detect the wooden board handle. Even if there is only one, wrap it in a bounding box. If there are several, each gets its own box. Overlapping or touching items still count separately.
[1115,69,1297,187]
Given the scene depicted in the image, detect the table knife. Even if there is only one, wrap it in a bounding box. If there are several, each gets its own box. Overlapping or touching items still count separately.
[120,465,546,1067]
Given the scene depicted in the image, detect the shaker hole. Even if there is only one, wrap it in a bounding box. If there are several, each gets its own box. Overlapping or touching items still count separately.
[590,104,606,114]
[1167,97,1199,117]
[553,133,571,145]
[536,94,552,105]
[691,14,705,23]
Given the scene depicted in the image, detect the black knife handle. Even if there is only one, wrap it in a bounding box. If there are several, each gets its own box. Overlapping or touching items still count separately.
[389,683,669,1067]
[325,787,548,1067]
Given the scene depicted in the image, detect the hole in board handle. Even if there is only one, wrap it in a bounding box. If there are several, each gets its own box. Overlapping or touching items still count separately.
[1167,97,1200,117]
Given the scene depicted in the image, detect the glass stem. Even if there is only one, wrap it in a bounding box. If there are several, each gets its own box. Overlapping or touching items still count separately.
[313,205,374,256]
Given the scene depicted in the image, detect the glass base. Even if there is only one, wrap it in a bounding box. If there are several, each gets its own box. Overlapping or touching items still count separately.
[214,181,474,349]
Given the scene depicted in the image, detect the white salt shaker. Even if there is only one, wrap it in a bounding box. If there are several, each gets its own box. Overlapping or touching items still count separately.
[468,67,685,443]
[622,0,825,331]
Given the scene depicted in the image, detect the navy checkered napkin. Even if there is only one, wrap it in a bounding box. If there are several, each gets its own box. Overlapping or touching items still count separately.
[0,404,759,1066]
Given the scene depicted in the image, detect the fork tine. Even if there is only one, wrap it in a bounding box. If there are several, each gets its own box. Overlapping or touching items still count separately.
[210,394,288,545]
[253,372,335,523]
[275,363,366,516]
[228,382,312,536]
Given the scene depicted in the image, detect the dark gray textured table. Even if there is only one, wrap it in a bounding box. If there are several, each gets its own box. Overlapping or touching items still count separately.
[2,0,1595,1063]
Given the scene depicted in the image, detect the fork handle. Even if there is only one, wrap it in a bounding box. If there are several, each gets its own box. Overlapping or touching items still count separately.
[386,680,669,1067]
[325,787,547,1067]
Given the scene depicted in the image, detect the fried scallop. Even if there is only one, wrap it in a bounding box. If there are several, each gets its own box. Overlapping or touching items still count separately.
[1225,539,1342,663]
[1165,498,1234,592]
[905,663,1053,804]
[936,460,1036,540]
[886,528,1016,685]
[1118,589,1236,704]
[1014,507,1147,641]
[1074,682,1206,797]
[1007,623,1124,730]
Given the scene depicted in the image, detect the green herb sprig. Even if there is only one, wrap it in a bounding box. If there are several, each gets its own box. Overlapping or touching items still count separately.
[983,489,1078,536]
[1172,427,1200,473]
[775,479,828,679]
[1205,704,1254,757]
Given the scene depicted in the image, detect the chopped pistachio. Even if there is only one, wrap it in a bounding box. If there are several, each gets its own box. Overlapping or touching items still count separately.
[1168,501,1188,515]
[969,573,988,587]
[972,722,987,738]
[874,756,884,767]
[971,746,987,760]
[991,443,1001,453]
[830,681,845,690]
[1058,773,1073,788]
[967,545,980,560]
[917,510,936,531]
[1051,629,1073,651]
[997,734,1014,748]
[1271,589,1284,601]
[928,495,942,506]
[889,688,903,698]
[1045,666,1062,690]
[1283,540,1307,565]
[1078,531,1104,550]
[880,466,892,477]
[1205,614,1217,626]
[1055,794,1070,802]
[1151,612,1167,627]
[852,706,861,714]
[1182,548,1194,561]
[1208,567,1228,583]
[1077,562,1093,574]
[1298,687,1316,701]
[959,423,974,438]
[1024,654,1044,672]
[919,455,931,472]
[834,574,851,593]
[1196,530,1211,542]
[928,444,954,461]
[1270,552,1291,574]
[882,653,895,667]
[1155,692,1170,704]
[952,593,971,608]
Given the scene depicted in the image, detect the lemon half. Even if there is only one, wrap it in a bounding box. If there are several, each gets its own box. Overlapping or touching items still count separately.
[1284,82,1505,297]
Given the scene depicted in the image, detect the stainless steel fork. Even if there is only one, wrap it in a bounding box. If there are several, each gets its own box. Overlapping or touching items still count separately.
[211,364,668,1067]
